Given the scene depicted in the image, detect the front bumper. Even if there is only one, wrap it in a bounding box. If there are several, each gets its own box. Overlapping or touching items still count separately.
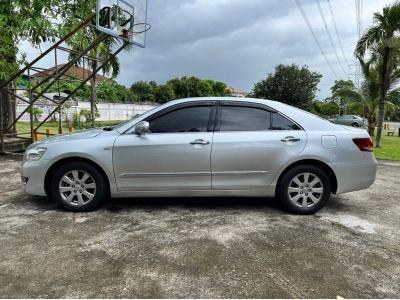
[21,159,49,196]
[328,156,377,194]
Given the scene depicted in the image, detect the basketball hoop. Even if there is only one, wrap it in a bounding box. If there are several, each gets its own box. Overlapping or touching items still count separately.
[120,22,151,42]
[96,0,149,48]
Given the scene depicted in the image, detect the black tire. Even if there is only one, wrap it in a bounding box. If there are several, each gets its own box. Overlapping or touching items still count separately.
[277,165,331,214]
[352,122,360,127]
[49,161,108,212]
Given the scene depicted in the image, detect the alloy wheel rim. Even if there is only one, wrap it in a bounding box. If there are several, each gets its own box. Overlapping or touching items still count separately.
[288,172,324,208]
[59,170,96,206]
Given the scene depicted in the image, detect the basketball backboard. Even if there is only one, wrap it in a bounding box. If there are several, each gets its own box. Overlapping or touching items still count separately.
[96,0,149,47]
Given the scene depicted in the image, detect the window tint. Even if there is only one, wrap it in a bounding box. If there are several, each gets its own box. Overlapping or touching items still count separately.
[149,106,211,133]
[220,106,271,131]
[271,113,300,130]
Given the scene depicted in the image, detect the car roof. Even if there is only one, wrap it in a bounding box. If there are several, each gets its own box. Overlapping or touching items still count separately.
[116,97,342,133]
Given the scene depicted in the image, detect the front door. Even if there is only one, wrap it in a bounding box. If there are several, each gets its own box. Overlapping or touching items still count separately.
[211,102,307,190]
[113,102,215,191]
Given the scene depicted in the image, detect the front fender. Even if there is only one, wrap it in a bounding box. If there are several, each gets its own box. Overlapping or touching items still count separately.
[42,132,119,193]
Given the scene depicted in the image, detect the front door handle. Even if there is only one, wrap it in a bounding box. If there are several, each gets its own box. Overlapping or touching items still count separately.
[190,139,210,145]
[281,136,300,143]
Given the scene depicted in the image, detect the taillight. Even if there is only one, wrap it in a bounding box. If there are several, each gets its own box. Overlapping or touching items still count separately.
[353,138,373,152]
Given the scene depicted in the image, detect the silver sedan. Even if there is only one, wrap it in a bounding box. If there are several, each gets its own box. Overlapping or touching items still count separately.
[21,97,377,214]
[330,115,366,127]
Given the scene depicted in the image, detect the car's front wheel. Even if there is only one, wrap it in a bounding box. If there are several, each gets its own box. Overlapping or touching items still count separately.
[277,165,331,214]
[49,161,108,212]
[352,122,360,127]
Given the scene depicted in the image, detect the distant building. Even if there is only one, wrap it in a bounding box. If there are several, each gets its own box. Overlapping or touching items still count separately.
[228,86,247,98]
[31,64,109,84]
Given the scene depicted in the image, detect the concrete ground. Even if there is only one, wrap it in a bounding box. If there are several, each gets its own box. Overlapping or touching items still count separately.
[0,155,399,298]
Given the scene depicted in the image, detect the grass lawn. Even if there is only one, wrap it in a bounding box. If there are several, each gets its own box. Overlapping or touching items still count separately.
[16,122,75,141]
[16,120,123,141]
[373,130,400,161]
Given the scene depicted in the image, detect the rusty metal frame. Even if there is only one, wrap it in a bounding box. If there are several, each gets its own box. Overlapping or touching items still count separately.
[0,12,138,154]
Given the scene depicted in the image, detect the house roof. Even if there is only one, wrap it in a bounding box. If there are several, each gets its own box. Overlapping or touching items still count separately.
[228,86,247,95]
[31,64,109,82]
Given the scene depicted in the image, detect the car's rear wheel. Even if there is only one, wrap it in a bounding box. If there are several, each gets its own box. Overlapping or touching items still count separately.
[277,165,331,214]
[352,122,360,127]
[49,161,107,212]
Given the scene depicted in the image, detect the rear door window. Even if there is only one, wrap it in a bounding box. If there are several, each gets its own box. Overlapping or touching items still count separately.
[219,106,271,131]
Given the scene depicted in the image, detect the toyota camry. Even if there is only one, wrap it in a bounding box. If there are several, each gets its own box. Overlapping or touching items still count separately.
[21,97,377,214]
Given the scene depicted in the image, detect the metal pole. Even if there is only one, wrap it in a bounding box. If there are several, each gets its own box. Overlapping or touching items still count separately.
[28,69,34,142]
[55,48,62,134]
[90,56,96,128]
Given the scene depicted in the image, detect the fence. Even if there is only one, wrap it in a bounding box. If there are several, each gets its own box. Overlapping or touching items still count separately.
[16,101,158,122]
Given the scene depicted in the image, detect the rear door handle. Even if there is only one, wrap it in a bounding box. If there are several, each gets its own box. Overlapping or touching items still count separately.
[281,136,300,143]
[190,139,210,145]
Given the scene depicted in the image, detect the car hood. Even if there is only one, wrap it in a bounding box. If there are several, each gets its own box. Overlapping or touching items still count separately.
[38,128,104,145]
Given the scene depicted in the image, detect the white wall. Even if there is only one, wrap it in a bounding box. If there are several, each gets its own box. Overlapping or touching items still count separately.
[16,101,158,122]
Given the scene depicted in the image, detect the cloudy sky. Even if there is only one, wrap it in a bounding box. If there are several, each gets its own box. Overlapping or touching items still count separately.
[23,0,393,99]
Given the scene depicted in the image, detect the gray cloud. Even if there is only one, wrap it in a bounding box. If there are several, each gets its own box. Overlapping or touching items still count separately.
[22,0,393,99]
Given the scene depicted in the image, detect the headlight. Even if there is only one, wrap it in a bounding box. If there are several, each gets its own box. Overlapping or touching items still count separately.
[23,147,47,161]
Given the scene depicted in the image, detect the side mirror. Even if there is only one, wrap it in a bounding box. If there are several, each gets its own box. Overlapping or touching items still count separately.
[134,121,150,136]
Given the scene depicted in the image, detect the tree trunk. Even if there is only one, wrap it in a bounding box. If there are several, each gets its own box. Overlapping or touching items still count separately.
[0,80,16,136]
[376,48,392,147]
[367,114,376,137]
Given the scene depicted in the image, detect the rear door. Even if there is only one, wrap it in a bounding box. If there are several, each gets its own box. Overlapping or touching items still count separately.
[211,101,307,190]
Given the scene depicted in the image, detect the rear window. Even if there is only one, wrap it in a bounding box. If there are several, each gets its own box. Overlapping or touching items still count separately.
[271,113,300,130]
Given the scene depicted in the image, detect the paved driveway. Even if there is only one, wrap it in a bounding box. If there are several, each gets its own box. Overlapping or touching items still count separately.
[0,155,399,298]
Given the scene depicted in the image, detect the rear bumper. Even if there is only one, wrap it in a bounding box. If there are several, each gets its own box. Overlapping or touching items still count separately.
[328,156,377,194]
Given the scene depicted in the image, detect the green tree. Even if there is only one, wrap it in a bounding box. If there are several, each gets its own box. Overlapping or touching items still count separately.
[128,77,231,103]
[72,108,100,128]
[167,76,217,99]
[32,106,43,122]
[153,85,175,104]
[312,99,339,118]
[330,79,355,112]
[355,2,400,146]
[0,0,60,134]
[48,79,91,100]
[251,64,322,111]
[209,80,230,96]
[130,81,155,102]
[166,77,190,98]
[97,80,128,103]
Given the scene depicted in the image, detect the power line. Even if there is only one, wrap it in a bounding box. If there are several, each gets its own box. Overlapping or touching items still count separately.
[326,0,351,70]
[315,0,347,75]
[295,0,339,79]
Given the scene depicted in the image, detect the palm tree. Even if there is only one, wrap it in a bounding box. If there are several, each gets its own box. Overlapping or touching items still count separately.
[355,2,400,147]
[333,57,399,137]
